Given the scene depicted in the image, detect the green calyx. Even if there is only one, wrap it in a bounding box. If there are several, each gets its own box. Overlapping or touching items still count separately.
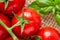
[0,0,13,9]
[12,11,29,34]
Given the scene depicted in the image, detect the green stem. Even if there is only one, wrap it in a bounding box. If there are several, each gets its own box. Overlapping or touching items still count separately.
[10,21,21,29]
[0,20,18,40]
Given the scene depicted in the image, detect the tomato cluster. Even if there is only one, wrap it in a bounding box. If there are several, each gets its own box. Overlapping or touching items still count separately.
[0,0,60,40]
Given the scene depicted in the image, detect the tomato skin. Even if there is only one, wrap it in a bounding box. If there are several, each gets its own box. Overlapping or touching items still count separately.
[32,27,60,40]
[0,0,25,15]
[5,37,21,40]
[0,14,10,40]
[12,8,41,38]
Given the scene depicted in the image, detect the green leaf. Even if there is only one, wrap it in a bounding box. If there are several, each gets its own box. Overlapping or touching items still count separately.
[38,0,54,6]
[39,6,53,15]
[29,0,60,16]
[29,0,54,16]
[54,11,60,25]
[56,5,60,11]
[29,1,40,10]
[54,0,60,5]
[52,7,56,14]
[29,0,54,7]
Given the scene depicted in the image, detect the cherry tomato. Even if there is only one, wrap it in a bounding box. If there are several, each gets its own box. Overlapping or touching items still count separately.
[12,8,41,38]
[0,0,25,15]
[0,13,10,40]
[32,27,60,40]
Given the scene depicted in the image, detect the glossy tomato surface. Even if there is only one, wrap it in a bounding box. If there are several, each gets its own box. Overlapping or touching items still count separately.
[0,13,10,40]
[12,8,41,38]
[0,0,25,15]
[32,27,60,40]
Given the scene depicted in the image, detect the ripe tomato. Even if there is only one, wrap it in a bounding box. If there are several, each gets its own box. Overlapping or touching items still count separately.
[0,0,25,15]
[32,27,60,40]
[0,14,10,40]
[12,8,41,38]
[5,37,21,40]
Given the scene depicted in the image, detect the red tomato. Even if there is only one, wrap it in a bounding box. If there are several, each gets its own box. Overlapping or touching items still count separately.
[0,13,10,40]
[0,0,25,15]
[12,8,41,38]
[32,27,60,40]
[5,37,21,40]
